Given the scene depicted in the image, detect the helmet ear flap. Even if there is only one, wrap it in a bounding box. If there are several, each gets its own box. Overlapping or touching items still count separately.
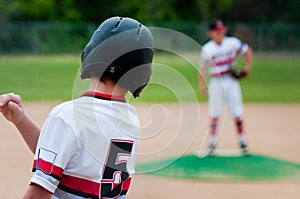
[131,73,150,98]
[132,85,145,98]
[81,51,84,63]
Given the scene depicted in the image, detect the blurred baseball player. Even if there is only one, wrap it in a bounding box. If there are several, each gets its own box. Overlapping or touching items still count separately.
[0,16,154,198]
[199,19,253,155]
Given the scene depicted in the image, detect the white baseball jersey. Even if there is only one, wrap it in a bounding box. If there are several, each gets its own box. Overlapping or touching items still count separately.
[200,36,248,76]
[200,37,249,118]
[30,91,140,199]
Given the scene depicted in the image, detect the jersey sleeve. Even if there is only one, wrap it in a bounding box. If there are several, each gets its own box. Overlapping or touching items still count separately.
[200,47,211,68]
[233,37,249,55]
[30,114,76,193]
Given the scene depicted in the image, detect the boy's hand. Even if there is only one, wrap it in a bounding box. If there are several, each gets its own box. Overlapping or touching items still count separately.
[0,93,25,125]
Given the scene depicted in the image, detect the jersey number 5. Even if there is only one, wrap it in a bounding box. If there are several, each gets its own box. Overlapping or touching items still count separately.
[100,139,134,198]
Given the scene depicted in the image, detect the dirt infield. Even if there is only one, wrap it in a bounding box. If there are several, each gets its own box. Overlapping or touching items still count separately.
[1,102,299,198]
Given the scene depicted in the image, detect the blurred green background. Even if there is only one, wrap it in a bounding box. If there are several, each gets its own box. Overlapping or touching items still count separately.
[1,53,299,102]
[0,0,299,102]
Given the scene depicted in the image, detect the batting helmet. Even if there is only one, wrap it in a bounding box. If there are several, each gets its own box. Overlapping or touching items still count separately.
[80,16,154,98]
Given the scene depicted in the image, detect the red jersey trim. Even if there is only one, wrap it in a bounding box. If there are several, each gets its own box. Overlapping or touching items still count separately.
[81,91,126,103]
[211,69,230,77]
[32,158,131,198]
[32,158,64,180]
[122,177,131,191]
[58,174,132,198]
[59,174,100,198]
[212,57,234,67]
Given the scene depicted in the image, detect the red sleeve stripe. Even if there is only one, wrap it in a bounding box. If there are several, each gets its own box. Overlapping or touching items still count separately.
[32,159,64,180]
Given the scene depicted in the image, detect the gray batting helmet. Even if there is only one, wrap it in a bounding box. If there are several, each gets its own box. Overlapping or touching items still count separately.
[80,16,154,98]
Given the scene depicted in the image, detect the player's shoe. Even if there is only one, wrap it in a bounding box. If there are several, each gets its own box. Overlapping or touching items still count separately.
[208,143,216,156]
[240,143,250,156]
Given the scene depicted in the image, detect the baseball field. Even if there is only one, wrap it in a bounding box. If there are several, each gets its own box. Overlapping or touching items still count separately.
[1,52,300,198]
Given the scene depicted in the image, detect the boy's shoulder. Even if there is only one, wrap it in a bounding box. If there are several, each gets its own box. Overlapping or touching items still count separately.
[223,36,240,43]
[203,39,214,48]
[51,100,74,114]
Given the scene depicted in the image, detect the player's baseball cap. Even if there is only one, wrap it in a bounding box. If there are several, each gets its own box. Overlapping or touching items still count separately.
[209,20,227,31]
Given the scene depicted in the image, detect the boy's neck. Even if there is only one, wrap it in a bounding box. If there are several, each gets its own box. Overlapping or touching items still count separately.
[89,77,128,97]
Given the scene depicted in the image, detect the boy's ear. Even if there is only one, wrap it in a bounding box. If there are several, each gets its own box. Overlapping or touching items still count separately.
[207,31,211,38]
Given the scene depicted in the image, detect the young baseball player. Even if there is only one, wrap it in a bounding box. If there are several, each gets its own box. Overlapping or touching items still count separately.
[0,16,154,198]
[199,19,253,155]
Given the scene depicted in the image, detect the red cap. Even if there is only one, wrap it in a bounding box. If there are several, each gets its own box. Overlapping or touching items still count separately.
[209,20,227,31]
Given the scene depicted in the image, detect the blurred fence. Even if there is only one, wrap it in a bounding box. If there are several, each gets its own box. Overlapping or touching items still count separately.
[1,21,300,54]
[0,22,96,54]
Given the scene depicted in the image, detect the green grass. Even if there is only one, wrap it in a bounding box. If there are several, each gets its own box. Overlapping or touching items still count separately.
[0,55,80,101]
[240,53,300,102]
[0,52,299,102]
[136,154,300,181]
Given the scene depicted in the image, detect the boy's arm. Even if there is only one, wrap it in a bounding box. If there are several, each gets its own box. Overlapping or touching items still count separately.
[22,184,52,199]
[243,47,253,75]
[199,66,209,97]
[0,93,40,153]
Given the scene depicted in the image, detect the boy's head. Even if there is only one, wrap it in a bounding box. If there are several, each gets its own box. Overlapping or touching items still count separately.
[80,16,154,98]
[207,19,227,44]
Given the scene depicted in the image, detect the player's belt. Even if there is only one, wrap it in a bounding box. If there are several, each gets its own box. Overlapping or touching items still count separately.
[211,69,230,77]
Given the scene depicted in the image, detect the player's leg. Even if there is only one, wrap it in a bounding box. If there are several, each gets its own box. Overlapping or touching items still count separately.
[208,77,225,152]
[208,117,218,152]
[235,117,249,153]
[226,78,249,154]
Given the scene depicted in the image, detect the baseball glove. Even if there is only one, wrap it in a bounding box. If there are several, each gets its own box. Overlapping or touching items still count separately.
[229,67,248,79]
